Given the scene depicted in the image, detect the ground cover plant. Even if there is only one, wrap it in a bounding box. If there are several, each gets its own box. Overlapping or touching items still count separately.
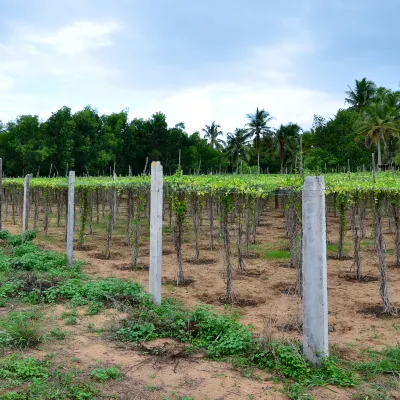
[0,231,398,399]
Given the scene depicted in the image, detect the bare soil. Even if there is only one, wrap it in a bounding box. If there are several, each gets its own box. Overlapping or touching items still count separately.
[2,198,400,399]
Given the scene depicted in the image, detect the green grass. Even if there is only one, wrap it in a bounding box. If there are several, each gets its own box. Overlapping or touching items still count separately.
[0,355,98,399]
[327,242,351,256]
[0,230,399,400]
[90,366,121,382]
[263,250,291,260]
[0,311,43,349]
[251,241,291,260]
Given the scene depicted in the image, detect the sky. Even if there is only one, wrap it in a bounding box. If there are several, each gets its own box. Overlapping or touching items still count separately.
[1,0,400,134]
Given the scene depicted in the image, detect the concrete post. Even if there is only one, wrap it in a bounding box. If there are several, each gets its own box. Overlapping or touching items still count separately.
[67,171,75,267]
[0,158,2,231]
[149,161,163,305]
[302,176,328,365]
[22,174,32,233]
[112,172,117,229]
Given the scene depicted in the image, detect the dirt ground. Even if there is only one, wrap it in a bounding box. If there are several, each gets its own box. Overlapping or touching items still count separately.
[2,198,399,399]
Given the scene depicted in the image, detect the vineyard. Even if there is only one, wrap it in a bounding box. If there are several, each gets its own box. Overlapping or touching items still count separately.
[0,171,399,399]
[2,172,400,309]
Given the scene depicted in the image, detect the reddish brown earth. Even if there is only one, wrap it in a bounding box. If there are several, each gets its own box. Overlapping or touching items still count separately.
[2,199,399,399]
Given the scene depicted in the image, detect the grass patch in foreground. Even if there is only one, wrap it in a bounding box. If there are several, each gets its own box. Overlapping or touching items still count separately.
[0,355,119,399]
[0,231,399,399]
[263,250,291,260]
[0,311,43,349]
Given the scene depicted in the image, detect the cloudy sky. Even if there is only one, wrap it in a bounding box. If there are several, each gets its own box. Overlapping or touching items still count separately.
[1,0,399,133]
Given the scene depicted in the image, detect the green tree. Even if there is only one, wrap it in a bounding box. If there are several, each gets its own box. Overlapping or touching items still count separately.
[43,107,75,175]
[272,123,301,173]
[246,108,274,173]
[202,122,225,150]
[72,106,101,175]
[345,78,377,113]
[225,128,252,173]
[7,115,52,175]
[355,91,400,169]
[303,110,372,172]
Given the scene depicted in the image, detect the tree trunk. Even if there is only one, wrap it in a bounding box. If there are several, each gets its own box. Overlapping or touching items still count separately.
[221,197,234,303]
[350,203,361,280]
[236,196,245,273]
[391,200,400,268]
[374,198,397,315]
[377,132,382,172]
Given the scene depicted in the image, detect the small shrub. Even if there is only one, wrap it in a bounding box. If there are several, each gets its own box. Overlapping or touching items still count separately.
[90,366,121,382]
[49,327,66,340]
[0,312,43,348]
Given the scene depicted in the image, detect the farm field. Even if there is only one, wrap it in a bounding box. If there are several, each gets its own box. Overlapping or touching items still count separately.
[0,173,399,400]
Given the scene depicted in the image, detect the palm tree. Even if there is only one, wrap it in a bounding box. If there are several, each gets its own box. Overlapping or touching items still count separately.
[355,91,400,170]
[225,128,252,173]
[246,108,274,173]
[345,78,377,113]
[272,123,301,173]
[202,122,225,150]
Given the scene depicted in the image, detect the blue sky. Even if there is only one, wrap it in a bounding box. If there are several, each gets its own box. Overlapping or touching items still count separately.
[1,0,399,133]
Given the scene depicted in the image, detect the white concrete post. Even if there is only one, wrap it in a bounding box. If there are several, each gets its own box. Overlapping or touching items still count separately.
[0,158,2,231]
[22,174,32,233]
[149,161,163,305]
[112,172,117,230]
[67,171,75,267]
[302,176,328,365]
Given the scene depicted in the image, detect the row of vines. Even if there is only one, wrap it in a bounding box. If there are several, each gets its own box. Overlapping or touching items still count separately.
[1,172,399,314]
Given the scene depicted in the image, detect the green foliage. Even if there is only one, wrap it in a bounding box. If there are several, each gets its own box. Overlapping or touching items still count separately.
[263,250,291,260]
[115,298,356,392]
[90,367,120,382]
[355,347,400,377]
[0,355,98,400]
[0,231,36,247]
[0,238,83,307]
[49,327,66,340]
[45,278,150,314]
[0,355,49,380]
[0,311,43,348]
[303,110,372,171]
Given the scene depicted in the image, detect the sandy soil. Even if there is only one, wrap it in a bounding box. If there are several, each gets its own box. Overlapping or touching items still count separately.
[2,198,399,399]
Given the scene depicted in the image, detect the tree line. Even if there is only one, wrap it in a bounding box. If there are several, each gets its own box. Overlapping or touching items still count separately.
[0,77,398,177]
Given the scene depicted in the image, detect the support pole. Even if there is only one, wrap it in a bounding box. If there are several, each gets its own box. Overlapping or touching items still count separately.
[149,161,163,305]
[22,174,32,233]
[0,158,2,231]
[302,176,328,365]
[299,134,303,175]
[67,171,75,267]
[372,153,376,183]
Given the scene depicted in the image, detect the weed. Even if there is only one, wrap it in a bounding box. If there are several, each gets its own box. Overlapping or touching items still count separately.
[144,385,158,391]
[263,250,291,260]
[49,327,66,340]
[65,316,77,325]
[355,347,400,376]
[0,312,42,348]
[90,366,121,382]
[0,355,98,399]
[62,310,78,326]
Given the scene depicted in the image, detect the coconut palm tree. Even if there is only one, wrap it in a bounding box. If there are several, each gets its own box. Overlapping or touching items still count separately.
[246,108,274,173]
[355,92,400,170]
[345,78,377,113]
[225,128,252,173]
[272,123,301,174]
[202,122,225,150]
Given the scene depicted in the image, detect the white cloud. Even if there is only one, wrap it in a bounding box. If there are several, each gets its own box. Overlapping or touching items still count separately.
[25,20,122,55]
[133,82,343,134]
[0,20,342,135]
